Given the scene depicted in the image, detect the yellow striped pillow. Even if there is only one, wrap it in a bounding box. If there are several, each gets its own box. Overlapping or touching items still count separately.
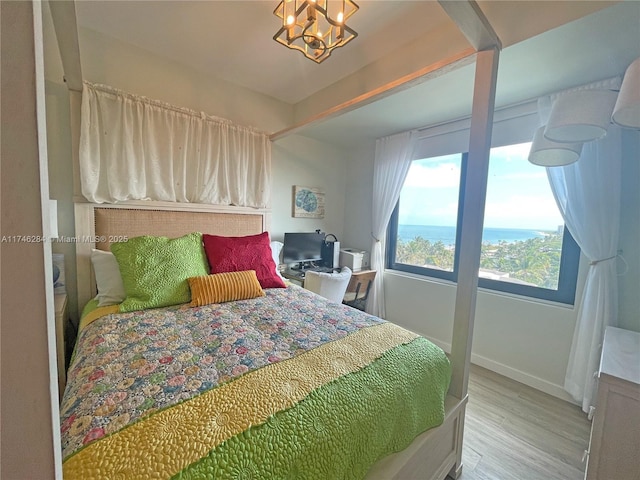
[188,270,265,307]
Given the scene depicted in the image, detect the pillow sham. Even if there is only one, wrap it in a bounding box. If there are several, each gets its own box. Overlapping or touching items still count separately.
[91,249,126,306]
[270,241,284,280]
[188,270,265,307]
[111,232,209,312]
[203,232,286,289]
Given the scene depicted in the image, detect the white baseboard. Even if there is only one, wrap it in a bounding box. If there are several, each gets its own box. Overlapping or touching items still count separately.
[424,336,579,406]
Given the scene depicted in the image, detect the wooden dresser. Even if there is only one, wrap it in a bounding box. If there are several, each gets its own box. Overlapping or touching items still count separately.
[585,326,640,480]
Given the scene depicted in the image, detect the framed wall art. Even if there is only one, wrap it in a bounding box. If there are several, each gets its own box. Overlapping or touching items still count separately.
[292,186,325,219]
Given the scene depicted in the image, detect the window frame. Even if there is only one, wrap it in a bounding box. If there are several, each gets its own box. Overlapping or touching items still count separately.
[386,151,580,305]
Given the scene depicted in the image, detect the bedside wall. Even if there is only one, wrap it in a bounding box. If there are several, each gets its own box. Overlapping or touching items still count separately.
[271,135,349,243]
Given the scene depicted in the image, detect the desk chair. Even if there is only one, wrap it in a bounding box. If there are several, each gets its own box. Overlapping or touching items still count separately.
[304,267,352,303]
[343,270,376,311]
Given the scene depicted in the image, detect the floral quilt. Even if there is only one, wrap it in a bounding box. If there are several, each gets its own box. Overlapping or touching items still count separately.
[61,285,451,479]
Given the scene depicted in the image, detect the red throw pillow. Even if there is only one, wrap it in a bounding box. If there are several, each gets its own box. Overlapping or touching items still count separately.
[203,232,286,289]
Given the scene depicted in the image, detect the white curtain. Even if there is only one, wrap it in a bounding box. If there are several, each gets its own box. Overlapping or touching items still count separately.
[546,129,622,413]
[80,82,271,207]
[367,131,417,317]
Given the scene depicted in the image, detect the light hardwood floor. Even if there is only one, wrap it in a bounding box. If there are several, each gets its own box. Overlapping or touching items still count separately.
[459,364,591,480]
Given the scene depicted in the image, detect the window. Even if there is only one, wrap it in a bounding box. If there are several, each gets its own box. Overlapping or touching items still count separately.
[387,142,580,304]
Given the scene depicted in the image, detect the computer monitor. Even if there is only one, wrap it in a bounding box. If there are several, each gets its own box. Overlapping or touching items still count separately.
[282,232,324,269]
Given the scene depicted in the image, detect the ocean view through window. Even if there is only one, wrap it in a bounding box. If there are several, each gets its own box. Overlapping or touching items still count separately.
[397,225,551,246]
[387,143,580,303]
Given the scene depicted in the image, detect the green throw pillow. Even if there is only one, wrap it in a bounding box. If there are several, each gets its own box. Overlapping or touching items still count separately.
[111,232,208,313]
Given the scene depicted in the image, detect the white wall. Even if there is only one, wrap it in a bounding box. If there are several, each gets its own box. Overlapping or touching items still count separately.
[341,141,376,252]
[384,272,581,401]
[271,135,348,242]
[618,129,640,333]
[78,28,292,134]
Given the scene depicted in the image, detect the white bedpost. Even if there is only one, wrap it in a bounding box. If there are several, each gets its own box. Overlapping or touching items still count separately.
[447,46,500,479]
[74,202,96,311]
[435,3,502,478]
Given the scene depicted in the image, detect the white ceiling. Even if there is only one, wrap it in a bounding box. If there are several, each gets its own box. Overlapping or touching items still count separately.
[75,1,450,104]
[303,1,640,146]
[74,1,640,146]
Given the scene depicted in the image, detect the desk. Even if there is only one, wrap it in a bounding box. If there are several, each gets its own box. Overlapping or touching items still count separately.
[282,268,305,286]
[343,270,376,311]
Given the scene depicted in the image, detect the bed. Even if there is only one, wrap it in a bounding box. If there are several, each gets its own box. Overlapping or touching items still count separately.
[63,201,467,480]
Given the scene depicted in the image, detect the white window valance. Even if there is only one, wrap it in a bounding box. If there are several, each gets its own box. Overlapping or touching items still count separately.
[80,82,271,208]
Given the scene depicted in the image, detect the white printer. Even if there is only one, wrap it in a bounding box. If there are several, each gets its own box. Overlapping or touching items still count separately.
[339,248,370,271]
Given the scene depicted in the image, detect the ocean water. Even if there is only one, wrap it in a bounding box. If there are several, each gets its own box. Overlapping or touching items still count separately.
[397,224,550,246]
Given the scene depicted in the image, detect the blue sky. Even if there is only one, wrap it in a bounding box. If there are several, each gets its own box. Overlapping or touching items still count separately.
[398,142,565,230]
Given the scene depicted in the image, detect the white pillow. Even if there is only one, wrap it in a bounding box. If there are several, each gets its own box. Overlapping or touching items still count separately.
[91,249,126,306]
[270,241,284,280]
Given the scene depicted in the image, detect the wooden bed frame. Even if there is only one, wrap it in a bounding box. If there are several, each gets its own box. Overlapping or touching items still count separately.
[73,199,466,480]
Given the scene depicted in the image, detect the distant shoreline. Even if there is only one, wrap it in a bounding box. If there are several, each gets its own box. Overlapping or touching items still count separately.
[397,224,557,246]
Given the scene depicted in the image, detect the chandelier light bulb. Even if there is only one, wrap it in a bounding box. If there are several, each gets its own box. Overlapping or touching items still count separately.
[337,12,344,23]
[286,14,295,25]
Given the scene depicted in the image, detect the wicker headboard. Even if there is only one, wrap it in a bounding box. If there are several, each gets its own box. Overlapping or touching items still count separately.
[74,201,271,309]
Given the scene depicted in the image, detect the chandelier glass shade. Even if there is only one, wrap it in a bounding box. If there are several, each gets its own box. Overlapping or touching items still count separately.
[274,0,359,63]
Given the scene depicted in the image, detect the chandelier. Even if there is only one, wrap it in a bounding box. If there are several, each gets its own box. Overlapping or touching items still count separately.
[273,0,359,64]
